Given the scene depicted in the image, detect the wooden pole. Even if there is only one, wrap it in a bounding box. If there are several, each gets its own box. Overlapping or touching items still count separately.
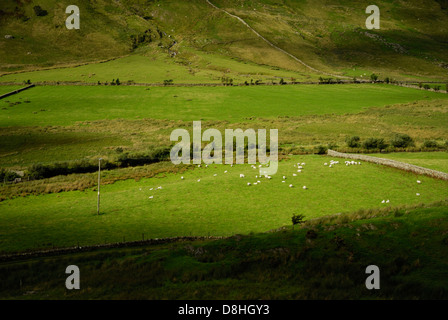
[97,158,102,215]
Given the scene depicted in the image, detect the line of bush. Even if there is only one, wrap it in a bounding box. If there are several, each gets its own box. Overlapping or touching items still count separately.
[25,147,171,180]
[342,134,448,152]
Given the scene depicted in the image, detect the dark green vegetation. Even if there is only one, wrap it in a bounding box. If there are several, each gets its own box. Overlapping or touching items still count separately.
[1,202,447,299]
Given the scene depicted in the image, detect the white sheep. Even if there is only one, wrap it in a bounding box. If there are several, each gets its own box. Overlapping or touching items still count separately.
[240,174,245,178]
[302,186,307,189]
[289,184,293,188]
[417,180,421,184]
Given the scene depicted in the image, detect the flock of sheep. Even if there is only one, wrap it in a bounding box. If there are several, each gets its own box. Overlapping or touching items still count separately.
[145,158,424,202]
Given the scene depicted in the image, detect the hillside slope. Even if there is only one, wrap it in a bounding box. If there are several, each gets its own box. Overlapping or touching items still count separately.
[1,0,448,80]
[1,202,447,299]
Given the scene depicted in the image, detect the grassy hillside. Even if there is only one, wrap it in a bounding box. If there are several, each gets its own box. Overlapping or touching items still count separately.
[1,0,448,80]
[1,202,447,299]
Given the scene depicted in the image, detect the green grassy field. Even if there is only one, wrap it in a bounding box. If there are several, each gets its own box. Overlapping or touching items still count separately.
[1,84,447,127]
[1,155,447,253]
[367,152,448,173]
[0,50,315,85]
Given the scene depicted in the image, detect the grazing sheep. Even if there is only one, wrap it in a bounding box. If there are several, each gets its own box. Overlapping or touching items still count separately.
[416,193,420,196]
[381,200,385,203]
[293,174,297,177]
[181,176,184,180]
[289,184,293,188]
[386,200,390,203]
[224,170,228,173]
[149,196,153,199]
[324,163,328,166]
[247,182,251,186]
[302,186,307,189]
[240,174,245,178]
[213,174,217,176]
[197,179,200,182]
[417,180,421,184]
[297,170,302,173]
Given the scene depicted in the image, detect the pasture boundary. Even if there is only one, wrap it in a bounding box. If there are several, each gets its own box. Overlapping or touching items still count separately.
[0,84,35,100]
[0,236,226,263]
[327,149,448,180]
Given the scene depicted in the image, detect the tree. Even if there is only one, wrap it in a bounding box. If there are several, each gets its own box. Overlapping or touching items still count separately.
[370,73,378,82]
[292,214,306,230]
[116,78,121,86]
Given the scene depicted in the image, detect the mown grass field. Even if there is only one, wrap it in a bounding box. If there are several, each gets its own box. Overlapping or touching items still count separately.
[1,84,447,127]
[1,155,447,253]
[1,202,447,299]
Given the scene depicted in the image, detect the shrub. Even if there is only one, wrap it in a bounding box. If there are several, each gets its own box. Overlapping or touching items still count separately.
[370,74,378,82]
[118,147,170,167]
[0,168,19,182]
[363,138,388,150]
[346,136,361,148]
[315,145,328,155]
[292,214,305,229]
[33,6,48,16]
[391,134,414,148]
[423,84,430,90]
[423,140,438,148]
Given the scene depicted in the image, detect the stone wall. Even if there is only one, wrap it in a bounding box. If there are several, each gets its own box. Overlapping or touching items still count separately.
[327,149,448,180]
